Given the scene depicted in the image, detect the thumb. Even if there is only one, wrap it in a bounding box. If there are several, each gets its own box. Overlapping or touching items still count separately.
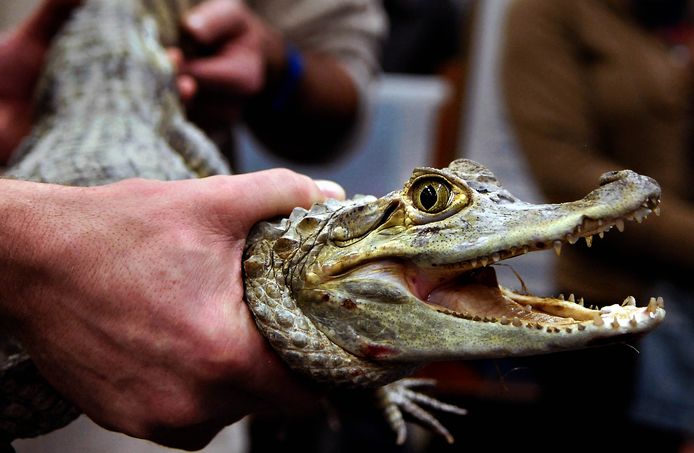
[207,169,345,228]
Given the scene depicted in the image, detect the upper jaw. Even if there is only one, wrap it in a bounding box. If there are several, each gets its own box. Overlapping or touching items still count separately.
[418,170,661,270]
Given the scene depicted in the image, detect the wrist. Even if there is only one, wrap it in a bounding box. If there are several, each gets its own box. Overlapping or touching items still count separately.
[0,180,72,323]
[259,27,305,111]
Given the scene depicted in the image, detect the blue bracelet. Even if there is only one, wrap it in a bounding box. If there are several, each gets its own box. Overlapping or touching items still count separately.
[271,45,305,111]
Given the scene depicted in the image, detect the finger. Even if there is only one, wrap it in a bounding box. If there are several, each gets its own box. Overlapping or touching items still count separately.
[176,74,197,102]
[183,0,247,46]
[166,47,183,72]
[183,46,264,95]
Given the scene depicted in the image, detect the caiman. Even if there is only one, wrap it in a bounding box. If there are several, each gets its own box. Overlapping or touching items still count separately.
[0,0,665,448]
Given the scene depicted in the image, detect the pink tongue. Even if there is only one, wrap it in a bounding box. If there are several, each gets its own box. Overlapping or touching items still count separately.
[426,267,533,318]
[427,282,519,317]
[406,265,501,301]
[416,267,509,316]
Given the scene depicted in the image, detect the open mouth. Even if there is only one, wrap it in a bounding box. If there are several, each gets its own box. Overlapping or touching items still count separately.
[421,266,662,329]
[400,196,665,332]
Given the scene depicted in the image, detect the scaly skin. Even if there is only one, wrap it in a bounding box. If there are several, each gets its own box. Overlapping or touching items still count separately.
[244,159,665,442]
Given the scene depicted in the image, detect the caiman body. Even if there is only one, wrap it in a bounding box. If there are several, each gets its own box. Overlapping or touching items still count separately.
[0,0,665,447]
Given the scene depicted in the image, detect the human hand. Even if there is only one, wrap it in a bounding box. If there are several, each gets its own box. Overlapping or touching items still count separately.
[169,0,286,128]
[0,0,81,163]
[1,170,344,450]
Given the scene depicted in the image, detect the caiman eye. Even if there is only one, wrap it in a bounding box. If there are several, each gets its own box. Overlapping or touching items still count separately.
[412,178,453,213]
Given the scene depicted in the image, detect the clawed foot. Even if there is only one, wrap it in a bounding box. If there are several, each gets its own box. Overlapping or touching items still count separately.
[377,378,467,445]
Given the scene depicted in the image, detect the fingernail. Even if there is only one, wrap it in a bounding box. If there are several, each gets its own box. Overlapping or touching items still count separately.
[185,12,205,33]
[315,180,346,201]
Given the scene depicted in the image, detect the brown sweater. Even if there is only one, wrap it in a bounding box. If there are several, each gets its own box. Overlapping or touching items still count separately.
[502,0,694,302]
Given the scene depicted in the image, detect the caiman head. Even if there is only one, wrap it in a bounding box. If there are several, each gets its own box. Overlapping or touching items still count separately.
[275,159,665,362]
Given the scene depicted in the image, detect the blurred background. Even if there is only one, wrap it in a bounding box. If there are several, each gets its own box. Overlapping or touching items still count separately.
[2,0,693,452]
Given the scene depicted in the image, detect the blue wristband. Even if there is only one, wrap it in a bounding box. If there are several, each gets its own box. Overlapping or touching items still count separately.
[271,45,305,111]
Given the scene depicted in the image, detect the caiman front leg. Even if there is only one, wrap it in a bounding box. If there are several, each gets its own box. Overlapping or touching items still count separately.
[377,378,467,445]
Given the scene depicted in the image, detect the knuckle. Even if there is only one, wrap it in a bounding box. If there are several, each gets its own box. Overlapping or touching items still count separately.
[148,394,206,430]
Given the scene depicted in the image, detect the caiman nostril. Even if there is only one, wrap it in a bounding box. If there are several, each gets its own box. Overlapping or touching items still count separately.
[599,169,639,186]
[599,170,623,186]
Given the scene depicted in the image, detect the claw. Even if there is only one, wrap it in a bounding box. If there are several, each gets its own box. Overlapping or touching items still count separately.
[377,378,467,445]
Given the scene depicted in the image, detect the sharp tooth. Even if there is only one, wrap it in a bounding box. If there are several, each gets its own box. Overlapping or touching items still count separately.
[579,297,585,306]
[623,296,636,306]
[492,252,501,262]
[480,257,489,267]
[512,317,522,327]
[568,293,575,303]
[616,219,625,232]
[599,231,605,239]
[630,316,638,327]
[593,313,605,327]
[656,296,665,308]
[567,233,578,245]
[470,259,478,268]
[553,241,562,256]
[611,318,620,329]
[647,298,658,314]
[585,235,593,247]
[654,206,661,216]
[558,293,565,300]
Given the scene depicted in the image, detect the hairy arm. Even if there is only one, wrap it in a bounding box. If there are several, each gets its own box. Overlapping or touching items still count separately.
[0,171,342,449]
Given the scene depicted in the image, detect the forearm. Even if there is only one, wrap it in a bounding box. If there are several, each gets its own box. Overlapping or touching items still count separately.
[0,179,66,324]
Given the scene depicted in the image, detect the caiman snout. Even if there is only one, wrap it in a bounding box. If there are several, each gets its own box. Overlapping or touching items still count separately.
[599,169,659,193]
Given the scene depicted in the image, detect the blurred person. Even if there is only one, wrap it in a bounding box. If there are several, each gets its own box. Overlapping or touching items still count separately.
[172,0,386,164]
[0,0,384,450]
[0,0,386,166]
[502,0,694,450]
